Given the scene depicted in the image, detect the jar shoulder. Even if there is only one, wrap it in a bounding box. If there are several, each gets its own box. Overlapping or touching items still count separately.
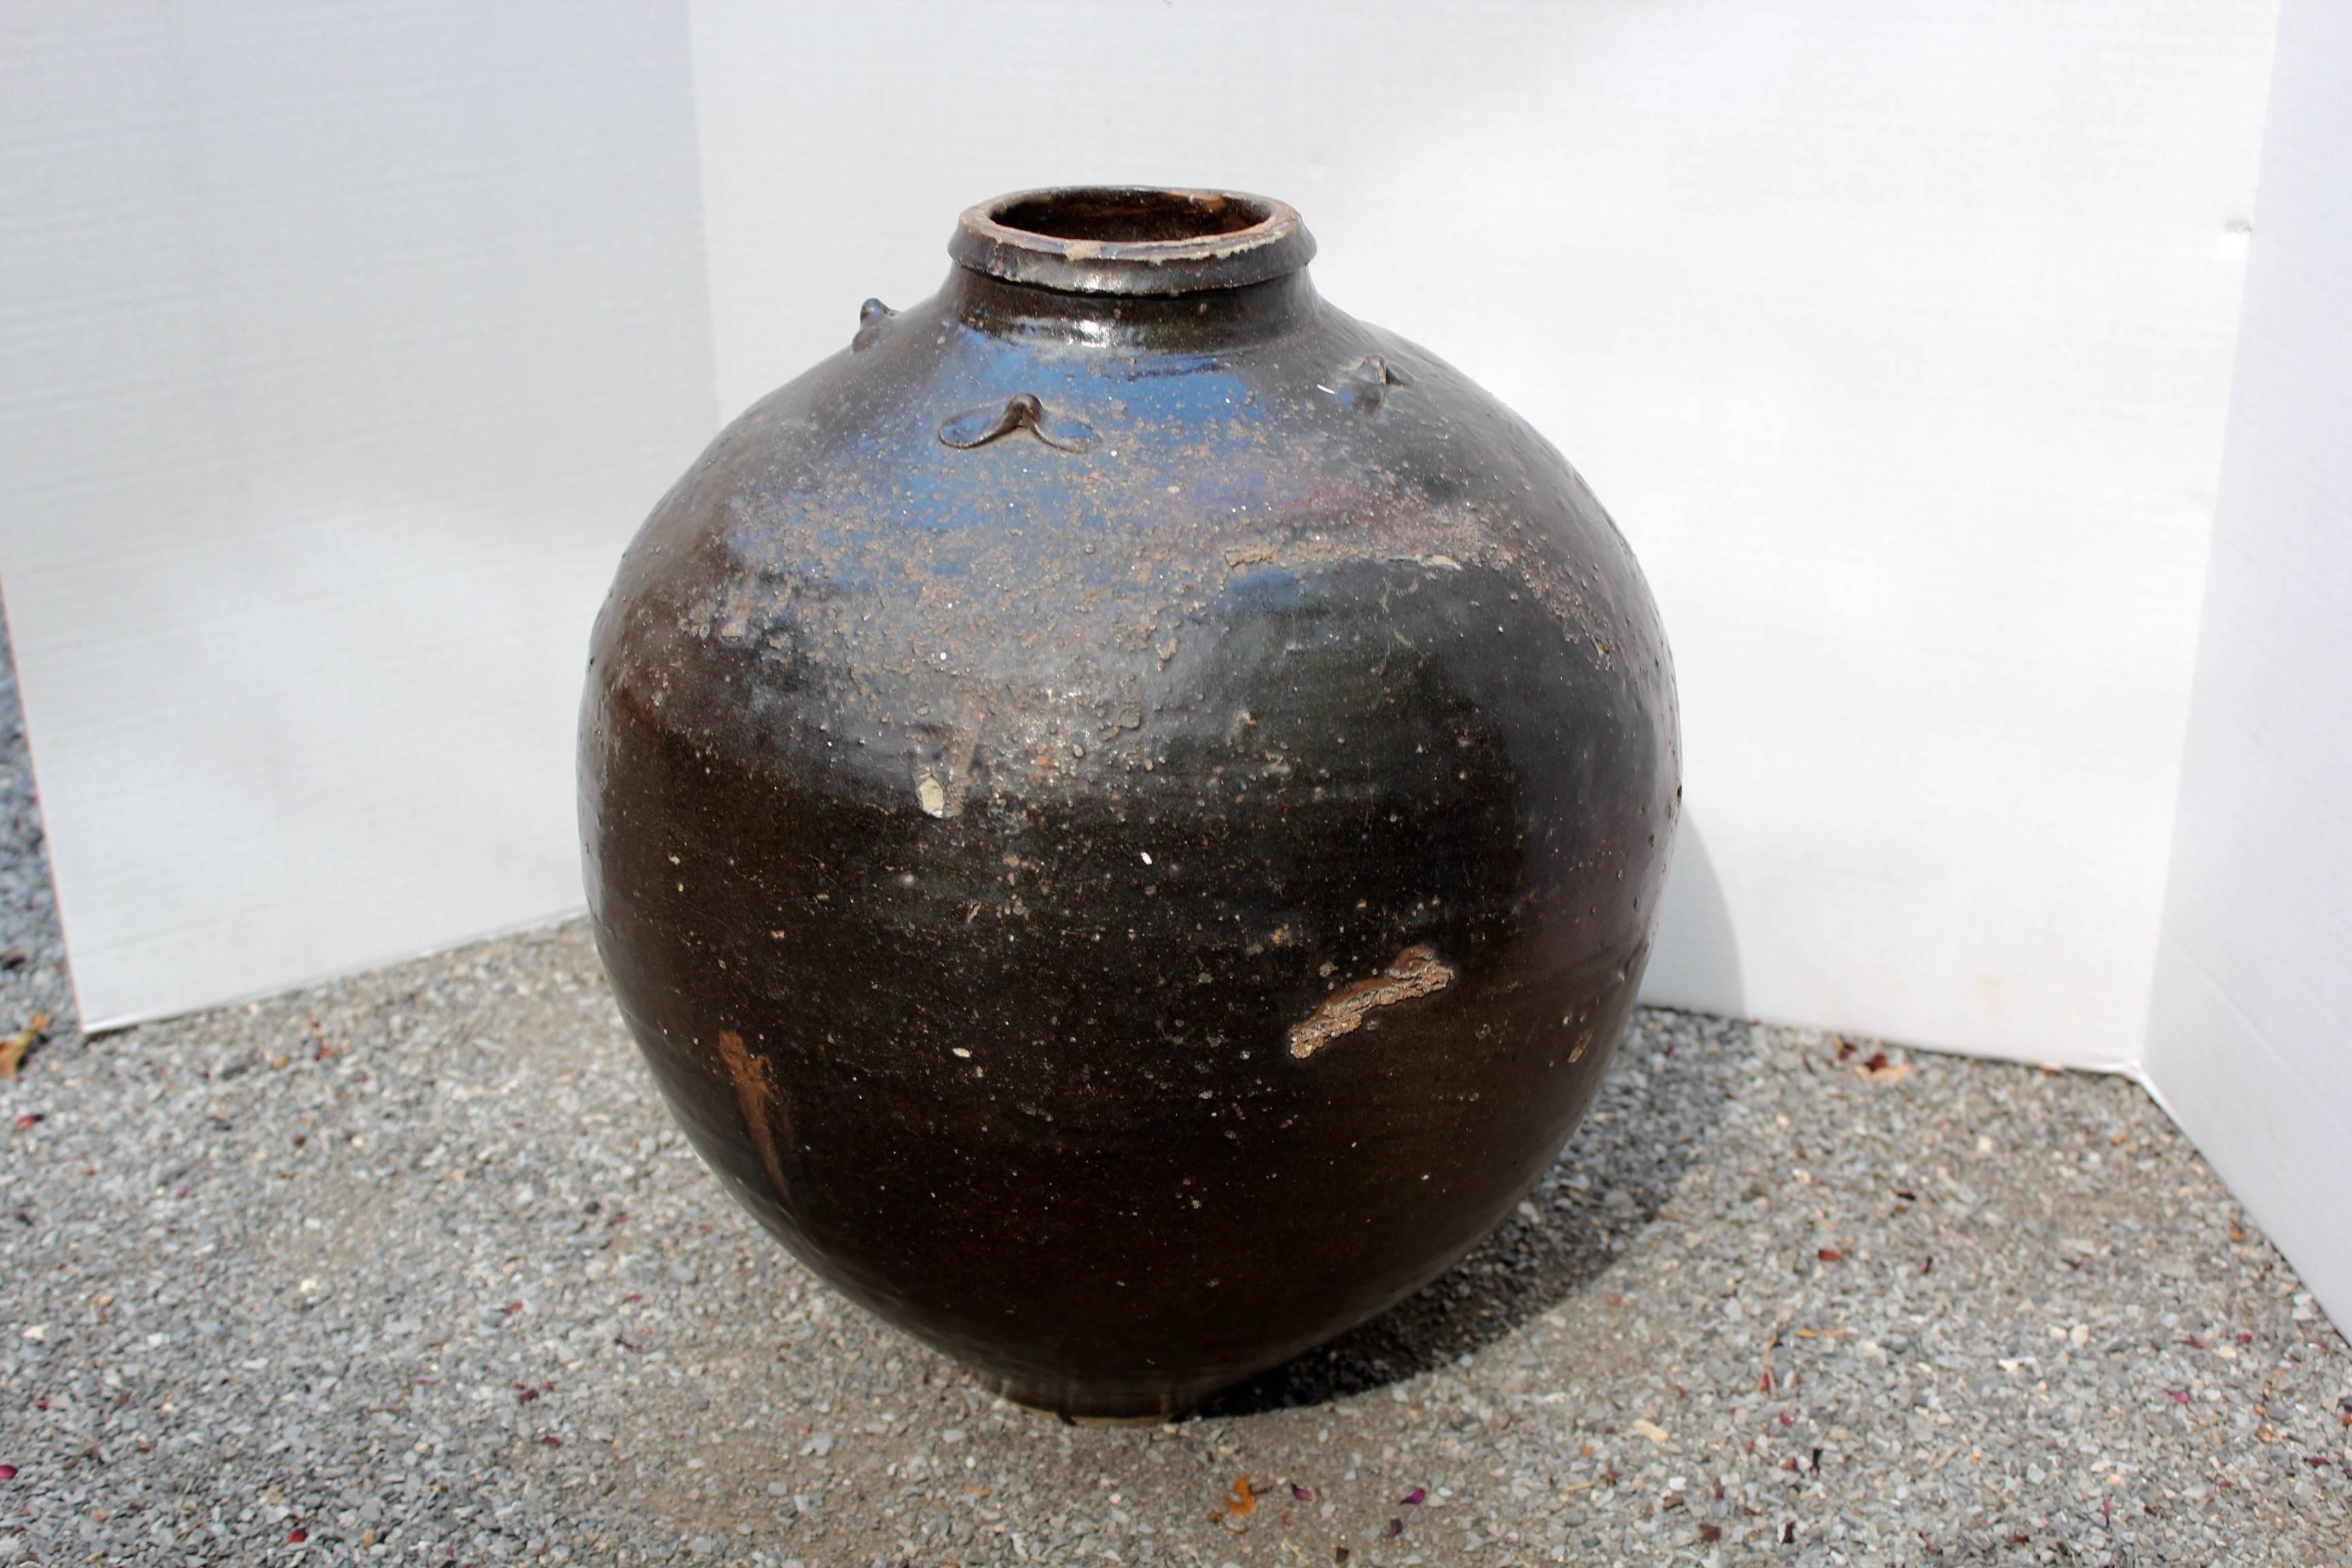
[584,290,1675,809]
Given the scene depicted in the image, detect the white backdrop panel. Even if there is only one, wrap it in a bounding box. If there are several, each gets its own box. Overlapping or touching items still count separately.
[2145,0,2352,1332]
[690,0,2276,1066]
[0,1,717,1026]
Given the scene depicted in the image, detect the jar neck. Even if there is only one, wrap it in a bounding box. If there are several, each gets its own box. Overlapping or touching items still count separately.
[938,186,1322,351]
[939,265,1324,351]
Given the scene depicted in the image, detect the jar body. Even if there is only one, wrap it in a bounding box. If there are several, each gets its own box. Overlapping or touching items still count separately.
[581,218,1678,1418]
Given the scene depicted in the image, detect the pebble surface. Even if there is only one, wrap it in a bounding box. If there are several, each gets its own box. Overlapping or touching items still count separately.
[0,636,2346,1567]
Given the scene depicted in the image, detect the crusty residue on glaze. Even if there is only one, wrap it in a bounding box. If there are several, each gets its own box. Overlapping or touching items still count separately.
[716,1028,789,1200]
[1287,945,1456,1061]
[915,772,949,818]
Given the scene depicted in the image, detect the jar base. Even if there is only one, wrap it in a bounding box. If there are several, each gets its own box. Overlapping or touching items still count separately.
[976,1369,1207,1426]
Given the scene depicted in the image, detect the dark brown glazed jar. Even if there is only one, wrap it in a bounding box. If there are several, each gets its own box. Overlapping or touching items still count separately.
[580,187,1679,1420]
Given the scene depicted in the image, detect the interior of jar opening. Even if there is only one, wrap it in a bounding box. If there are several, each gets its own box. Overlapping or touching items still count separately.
[992,189,1271,245]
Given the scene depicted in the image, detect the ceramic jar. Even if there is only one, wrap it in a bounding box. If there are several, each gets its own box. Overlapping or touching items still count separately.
[580,187,1678,1419]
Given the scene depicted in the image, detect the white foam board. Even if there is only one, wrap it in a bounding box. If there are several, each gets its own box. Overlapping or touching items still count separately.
[0,1,718,1026]
[2145,0,2352,1333]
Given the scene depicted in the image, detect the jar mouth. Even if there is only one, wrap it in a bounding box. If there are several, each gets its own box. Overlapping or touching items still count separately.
[950,186,1316,296]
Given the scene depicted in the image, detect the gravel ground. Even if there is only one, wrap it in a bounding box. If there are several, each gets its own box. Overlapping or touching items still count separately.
[0,632,2346,1567]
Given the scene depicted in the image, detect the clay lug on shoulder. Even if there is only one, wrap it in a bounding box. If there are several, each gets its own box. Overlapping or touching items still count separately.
[851,297,897,352]
[1335,354,1410,412]
[937,393,1098,453]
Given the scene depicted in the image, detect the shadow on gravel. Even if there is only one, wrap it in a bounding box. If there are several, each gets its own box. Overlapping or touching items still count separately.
[1208,1005,1761,1416]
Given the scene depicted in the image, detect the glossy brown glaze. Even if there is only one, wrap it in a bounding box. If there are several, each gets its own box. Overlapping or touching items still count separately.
[580,187,1680,1420]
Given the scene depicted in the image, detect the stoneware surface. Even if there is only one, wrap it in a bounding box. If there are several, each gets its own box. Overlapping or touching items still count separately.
[581,189,1678,1418]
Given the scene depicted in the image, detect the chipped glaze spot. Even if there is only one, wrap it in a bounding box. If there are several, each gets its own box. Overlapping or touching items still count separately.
[1288,945,1457,1060]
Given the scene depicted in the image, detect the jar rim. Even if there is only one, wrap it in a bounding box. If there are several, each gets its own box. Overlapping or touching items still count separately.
[950,186,1316,296]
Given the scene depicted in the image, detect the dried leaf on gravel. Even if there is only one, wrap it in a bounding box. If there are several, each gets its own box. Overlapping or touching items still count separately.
[0,1011,48,1077]
[1224,1475,1255,1517]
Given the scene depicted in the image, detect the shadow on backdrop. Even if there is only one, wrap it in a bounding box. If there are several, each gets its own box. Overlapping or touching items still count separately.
[1211,821,1750,1415]
[1636,821,1744,1019]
